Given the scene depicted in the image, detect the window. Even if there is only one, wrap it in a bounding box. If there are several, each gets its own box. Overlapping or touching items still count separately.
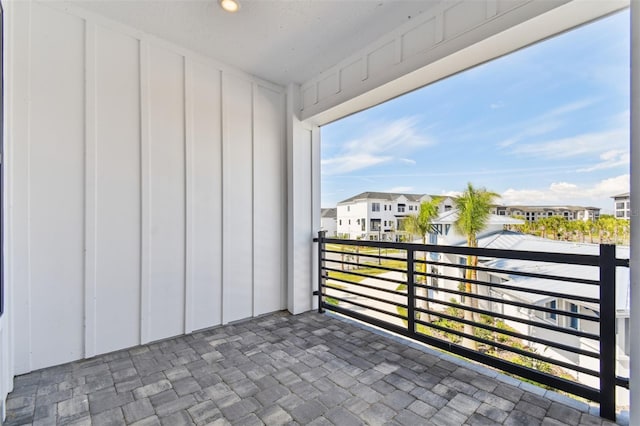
[569,303,579,329]
[398,204,405,213]
[617,202,625,209]
[347,206,350,212]
[348,220,351,225]
[372,202,380,212]
[384,205,387,211]
[384,220,387,226]
[545,300,557,322]
[339,220,342,225]
[409,205,413,211]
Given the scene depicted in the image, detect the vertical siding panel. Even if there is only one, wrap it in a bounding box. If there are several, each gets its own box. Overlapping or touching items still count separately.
[184,59,194,333]
[222,73,253,323]
[139,40,151,344]
[9,0,33,374]
[84,22,97,358]
[93,26,141,354]
[146,45,186,341]
[188,61,222,331]
[28,4,85,369]
[253,86,286,315]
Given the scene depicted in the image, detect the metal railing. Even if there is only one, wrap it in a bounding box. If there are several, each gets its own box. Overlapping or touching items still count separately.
[314,231,630,421]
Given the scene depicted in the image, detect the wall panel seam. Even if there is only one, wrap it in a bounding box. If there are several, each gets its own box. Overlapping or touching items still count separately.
[184,56,193,334]
[251,82,256,317]
[218,69,223,325]
[25,0,33,372]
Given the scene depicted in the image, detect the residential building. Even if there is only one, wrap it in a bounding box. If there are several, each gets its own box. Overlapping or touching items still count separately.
[430,211,629,402]
[320,208,337,237]
[336,191,454,240]
[1,0,637,423]
[493,205,601,222]
[613,192,631,219]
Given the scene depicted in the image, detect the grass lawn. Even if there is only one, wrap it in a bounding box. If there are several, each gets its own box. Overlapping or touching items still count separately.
[326,259,407,284]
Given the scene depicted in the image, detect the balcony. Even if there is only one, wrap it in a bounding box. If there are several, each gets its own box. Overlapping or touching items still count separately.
[3,310,621,426]
[316,234,630,423]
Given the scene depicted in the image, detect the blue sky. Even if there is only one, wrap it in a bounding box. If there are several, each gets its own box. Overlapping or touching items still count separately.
[321,10,630,213]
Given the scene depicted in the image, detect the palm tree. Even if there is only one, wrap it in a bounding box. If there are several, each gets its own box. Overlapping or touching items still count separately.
[403,198,441,322]
[454,183,499,350]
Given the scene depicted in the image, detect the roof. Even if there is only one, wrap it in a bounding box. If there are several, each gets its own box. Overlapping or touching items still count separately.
[432,209,524,226]
[321,208,337,219]
[337,191,448,205]
[452,231,630,313]
[611,192,630,198]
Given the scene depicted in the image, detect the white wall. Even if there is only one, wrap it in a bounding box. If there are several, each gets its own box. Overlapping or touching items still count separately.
[5,0,286,374]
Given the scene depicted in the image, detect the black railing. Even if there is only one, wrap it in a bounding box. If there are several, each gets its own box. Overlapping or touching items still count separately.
[314,231,630,421]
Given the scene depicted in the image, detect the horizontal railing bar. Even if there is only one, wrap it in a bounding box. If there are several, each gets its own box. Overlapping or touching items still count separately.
[324,284,408,310]
[416,259,600,286]
[413,318,600,377]
[617,376,630,389]
[321,238,607,266]
[319,238,629,269]
[414,307,600,358]
[322,303,601,402]
[415,272,601,304]
[421,296,600,340]
[414,284,600,322]
[323,294,407,320]
[323,277,407,297]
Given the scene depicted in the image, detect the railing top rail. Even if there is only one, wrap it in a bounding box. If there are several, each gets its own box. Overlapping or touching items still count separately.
[317,237,629,267]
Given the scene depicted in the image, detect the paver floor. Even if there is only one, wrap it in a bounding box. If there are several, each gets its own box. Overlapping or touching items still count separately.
[3,311,624,425]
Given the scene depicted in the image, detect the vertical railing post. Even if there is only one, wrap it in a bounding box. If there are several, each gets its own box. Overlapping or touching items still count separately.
[599,244,616,421]
[317,231,326,313]
[407,247,415,335]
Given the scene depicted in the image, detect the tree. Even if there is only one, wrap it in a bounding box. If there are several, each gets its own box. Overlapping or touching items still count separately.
[403,198,441,322]
[454,183,499,350]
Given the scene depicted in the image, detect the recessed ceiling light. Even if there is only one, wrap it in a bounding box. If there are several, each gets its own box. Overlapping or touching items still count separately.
[220,0,240,13]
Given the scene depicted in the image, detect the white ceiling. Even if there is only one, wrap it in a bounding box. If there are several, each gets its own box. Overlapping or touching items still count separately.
[65,0,437,86]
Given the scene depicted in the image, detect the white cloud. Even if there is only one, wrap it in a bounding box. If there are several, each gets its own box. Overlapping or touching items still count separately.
[322,117,434,175]
[501,174,629,208]
[510,128,628,159]
[321,154,391,175]
[399,158,417,165]
[496,98,597,148]
[440,190,462,198]
[577,149,630,172]
[490,101,505,110]
[385,186,414,193]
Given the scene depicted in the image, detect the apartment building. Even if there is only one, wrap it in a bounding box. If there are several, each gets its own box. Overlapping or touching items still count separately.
[612,192,631,219]
[336,191,455,240]
[493,205,601,222]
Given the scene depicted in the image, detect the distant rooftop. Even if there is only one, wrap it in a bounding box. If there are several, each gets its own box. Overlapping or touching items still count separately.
[461,230,630,312]
[612,192,630,198]
[432,209,525,226]
[495,205,600,211]
[321,208,337,218]
[337,191,450,204]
